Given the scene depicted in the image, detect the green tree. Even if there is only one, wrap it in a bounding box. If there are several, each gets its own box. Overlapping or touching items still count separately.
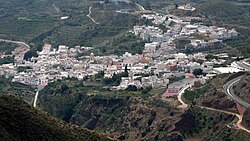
[60,83,69,93]
[192,69,203,76]
[126,85,137,91]
[0,56,14,65]
[124,64,128,73]
[95,71,104,79]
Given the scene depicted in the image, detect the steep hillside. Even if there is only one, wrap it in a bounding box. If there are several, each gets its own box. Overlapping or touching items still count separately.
[193,74,236,111]
[37,78,250,140]
[183,74,236,111]
[198,0,250,33]
[199,0,248,24]
[242,108,250,130]
[176,107,249,141]
[0,94,113,141]
[182,73,250,139]
[0,76,35,104]
[38,79,183,140]
[233,73,250,129]
[234,73,250,103]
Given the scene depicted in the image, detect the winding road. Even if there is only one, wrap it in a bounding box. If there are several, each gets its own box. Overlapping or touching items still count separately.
[87,6,99,25]
[135,3,145,11]
[0,39,30,49]
[199,106,250,134]
[223,76,250,108]
[177,84,250,133]
[177,85,190,109]
[0,39,46,108]
[235,61,250,72]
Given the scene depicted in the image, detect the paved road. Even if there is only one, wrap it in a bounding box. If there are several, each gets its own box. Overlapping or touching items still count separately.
[177,84,250,133]
[87,6,99,25]
[115,2,146,15]
[33,86,44,108]
[33,90,39,108]
[135,3,145,11]
[235,61,250,71]
[223,76,250,108]
[177,85,190,109]
[0,39,30,49]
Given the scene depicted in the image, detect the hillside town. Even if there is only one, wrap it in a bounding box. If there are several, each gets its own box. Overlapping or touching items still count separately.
[0,8,246,98]
[2,0,250,140]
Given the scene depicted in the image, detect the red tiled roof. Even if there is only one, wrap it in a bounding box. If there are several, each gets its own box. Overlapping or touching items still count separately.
[162,92,178,97]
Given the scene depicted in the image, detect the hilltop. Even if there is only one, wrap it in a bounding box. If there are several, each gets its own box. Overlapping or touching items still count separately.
[0,94,113,141]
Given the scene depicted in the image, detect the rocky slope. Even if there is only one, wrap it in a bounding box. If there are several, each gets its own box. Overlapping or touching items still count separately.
[194,74,236,111]
[234,73,250,103]
[37,78,250,141]
[38,79,183,140]
[233,73,250,129]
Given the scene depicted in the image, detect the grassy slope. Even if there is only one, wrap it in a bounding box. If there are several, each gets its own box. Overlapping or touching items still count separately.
[0,42,17,54]
[0,94,113,141]
[0,0,61,41]
[0,76,35,104]
[0,0,140,50]
[177,106,250,141]
[198,0,250,56]
[95,33,148,56]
